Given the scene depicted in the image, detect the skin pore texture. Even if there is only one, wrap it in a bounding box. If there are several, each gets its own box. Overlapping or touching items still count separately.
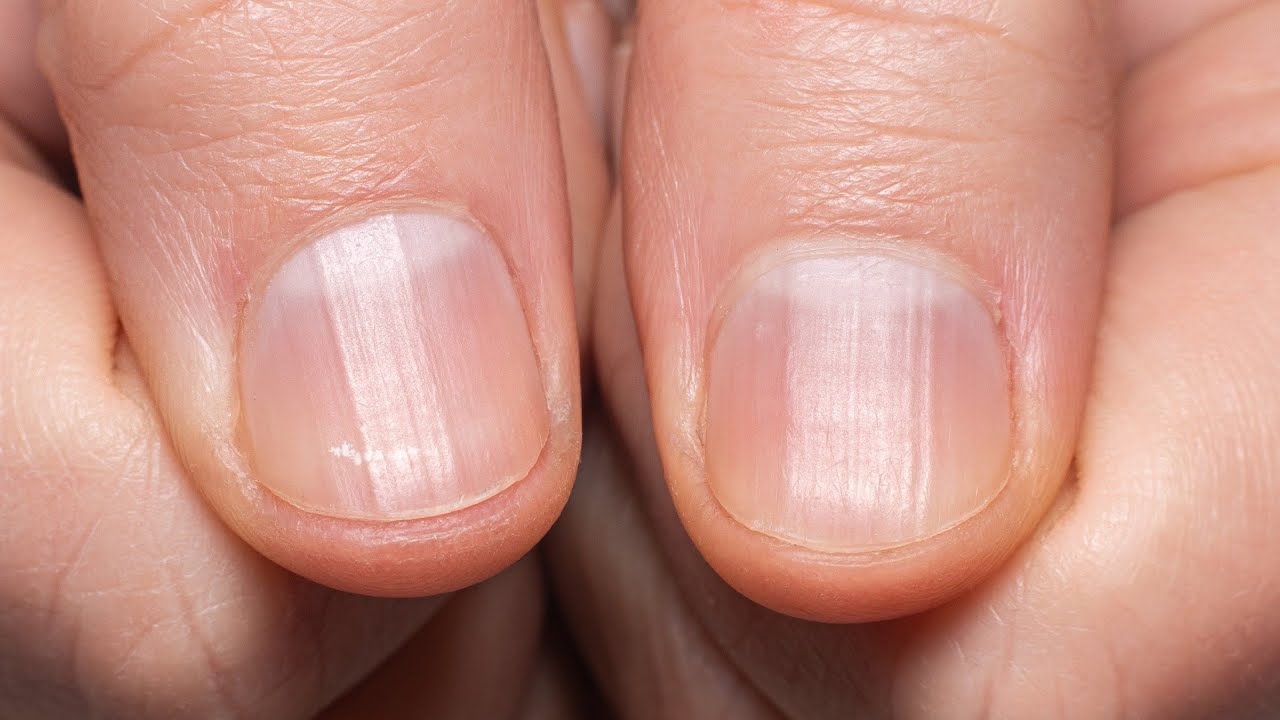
[1,0,1279,718]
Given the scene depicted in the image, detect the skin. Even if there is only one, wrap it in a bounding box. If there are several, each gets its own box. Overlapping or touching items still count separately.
[1,0,1278,717]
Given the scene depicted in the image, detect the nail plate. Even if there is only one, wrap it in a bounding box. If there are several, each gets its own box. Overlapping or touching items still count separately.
[239,213,548,519]
[705,253,1011,550]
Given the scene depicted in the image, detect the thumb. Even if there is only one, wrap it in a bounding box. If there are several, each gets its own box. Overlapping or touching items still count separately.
[617,0,1113,621]
[40,0,580,595]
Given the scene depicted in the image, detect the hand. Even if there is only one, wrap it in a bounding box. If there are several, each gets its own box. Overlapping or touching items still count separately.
[549,1,1280,717]
[2,0,1277,718]
[0,1,602,716]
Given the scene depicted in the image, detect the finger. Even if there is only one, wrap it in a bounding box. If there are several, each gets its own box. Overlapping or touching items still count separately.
[537,0,615,346]
[40,0,580,595]
[622,0,1113,620]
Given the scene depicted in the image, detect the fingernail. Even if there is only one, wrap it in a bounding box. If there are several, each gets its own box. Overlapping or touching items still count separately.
[608,34,632,162]
[562,0,613,145]
[239,213,549,520]
[705,253,1011,550]
[599,0,634,24]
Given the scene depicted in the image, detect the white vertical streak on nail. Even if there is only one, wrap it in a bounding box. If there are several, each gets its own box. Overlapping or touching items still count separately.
[315,217,456,514]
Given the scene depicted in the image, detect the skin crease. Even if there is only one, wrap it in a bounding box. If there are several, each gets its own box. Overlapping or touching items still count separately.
[1,2,1279,720]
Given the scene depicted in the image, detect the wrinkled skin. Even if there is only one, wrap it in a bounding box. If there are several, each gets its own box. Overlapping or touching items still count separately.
[1,0,1279,718]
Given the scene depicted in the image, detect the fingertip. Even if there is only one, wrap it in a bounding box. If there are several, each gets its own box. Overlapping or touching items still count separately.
[669,450,1042,623]
[225,414,579,598]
